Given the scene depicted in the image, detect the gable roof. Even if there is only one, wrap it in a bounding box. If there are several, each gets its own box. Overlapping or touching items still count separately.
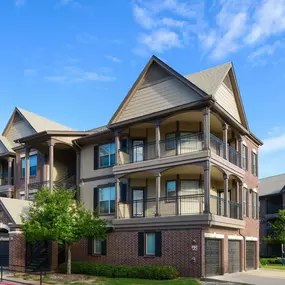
[108,55,209,125]
[0,136,15,156]
[259,173,285,197]
[0,197,31,224]
[185,62,249,129]
[2,107,75,139]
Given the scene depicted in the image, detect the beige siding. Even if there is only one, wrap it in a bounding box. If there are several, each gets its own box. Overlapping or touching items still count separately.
[6,120,35,148]
[53,159,68,181]
[80,144,114,179]
[215,82,241,123]
[80,178,116,212]
[116,78,202,123]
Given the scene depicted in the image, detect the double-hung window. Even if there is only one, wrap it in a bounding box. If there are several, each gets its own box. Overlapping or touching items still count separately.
[93,239,102,254]
[21,154,38,177]
[252,191,257,219]
[99,186,115,214]
[251,151,258,176]
[243,187,249,217]
[242,145,248,170]
[99,143,115,168]
[145,233,156,256]
[166,181,176,197]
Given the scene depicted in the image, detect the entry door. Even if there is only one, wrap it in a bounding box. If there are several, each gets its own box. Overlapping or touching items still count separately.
[132,189,144,217]
[205,239,221,277]
[228,240,241,273]
[0,239,9,267]
[132,140,144,162]
[246,241,256,270]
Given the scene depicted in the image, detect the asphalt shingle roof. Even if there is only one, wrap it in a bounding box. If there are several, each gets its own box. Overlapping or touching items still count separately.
[259,173,285,197]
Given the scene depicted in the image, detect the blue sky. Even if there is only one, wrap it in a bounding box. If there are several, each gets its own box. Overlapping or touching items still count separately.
[0,0,285,178]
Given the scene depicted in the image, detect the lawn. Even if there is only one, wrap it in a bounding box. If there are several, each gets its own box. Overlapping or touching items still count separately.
[10,273,201,285]
[261,264,285,270]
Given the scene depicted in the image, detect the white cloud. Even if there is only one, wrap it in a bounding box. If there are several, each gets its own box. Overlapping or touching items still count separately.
[15,0,25,7]
[44,66,115,84]
[261,132,285,153]
[106,55,122,63]
[24,69,37,77]
[56,0,83,8]
[133,3,155,29]
[161,17,186,28]
[245,0,285,45]
[139,28,183,53]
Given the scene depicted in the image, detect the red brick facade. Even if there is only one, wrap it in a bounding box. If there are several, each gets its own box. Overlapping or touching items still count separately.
[72,229,203,277]
[9,232,26,272]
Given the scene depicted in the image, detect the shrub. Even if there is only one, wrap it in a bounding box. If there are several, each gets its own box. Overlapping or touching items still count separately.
[58,262,178,280]
[260,258,283,266]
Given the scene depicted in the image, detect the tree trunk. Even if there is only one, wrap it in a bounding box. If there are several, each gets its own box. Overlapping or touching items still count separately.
[67,244,72,275]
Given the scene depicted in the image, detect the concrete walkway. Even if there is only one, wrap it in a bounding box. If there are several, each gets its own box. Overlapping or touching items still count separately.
[207,269,285,285]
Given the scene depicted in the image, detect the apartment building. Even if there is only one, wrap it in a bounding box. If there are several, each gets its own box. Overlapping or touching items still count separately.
[0,56,262,277]
[72,56,262,277]
[259,174,285,258]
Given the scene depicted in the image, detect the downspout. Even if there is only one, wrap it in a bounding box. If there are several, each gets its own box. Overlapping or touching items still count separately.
[239,229,246,272]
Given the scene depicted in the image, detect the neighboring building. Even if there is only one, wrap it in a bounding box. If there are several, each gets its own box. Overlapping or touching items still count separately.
[259,173,285,258]
[0,56,262,277]
[72,56,262,277]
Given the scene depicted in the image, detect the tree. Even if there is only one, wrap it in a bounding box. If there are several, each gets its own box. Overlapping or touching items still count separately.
[264,209,285,259]
[22,188,107,274]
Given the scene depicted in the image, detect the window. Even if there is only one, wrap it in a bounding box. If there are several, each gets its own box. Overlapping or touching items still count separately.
[242,145,248,170]
[181,180,201,196]
[165,133,176,150]
[99,186,115,214]
[99,143,115,168]
[252,192,257,219]
[93,239,102,254]
[243,187,249,217]
[166,181,176,197]
[21,154,38,177]
[145,233,156,256]
[251,152,258,176]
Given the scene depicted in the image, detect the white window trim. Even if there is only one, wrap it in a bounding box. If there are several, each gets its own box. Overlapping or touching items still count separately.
[246,236,258,241]
[243,183,248,188]
[228,235,243,240]
[93,239,102,255]
[242,140,247,146]
[252,188,257,193]
[252,149,257,154]
[205,233,224,239]
[20,151,37,158]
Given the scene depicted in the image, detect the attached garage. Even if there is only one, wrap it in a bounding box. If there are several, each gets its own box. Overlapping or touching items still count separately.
[0,235,9,267]
[228,240,241,273]
[205,239,221,277]
[246,241,256,270]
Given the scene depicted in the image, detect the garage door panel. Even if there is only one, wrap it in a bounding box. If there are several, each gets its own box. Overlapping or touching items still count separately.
[246,241,256,270]
[0,240,9,267]
[205,239,221,277]
[228,240,241,273]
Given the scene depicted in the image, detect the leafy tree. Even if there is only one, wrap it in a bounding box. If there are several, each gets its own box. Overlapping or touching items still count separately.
[264,209,285,258]
[22,188,107,274]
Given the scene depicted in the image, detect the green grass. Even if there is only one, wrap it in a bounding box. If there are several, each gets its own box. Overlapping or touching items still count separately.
[261,264,285,270]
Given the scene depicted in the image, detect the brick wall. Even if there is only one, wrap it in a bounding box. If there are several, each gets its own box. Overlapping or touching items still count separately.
[72,229,203,277]
[0,204,13,226]
[9,232,26,272]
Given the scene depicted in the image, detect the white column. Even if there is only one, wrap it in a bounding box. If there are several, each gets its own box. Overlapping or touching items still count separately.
[155,121,161,158]
[238,138,243,168]
[223,174,229,217]
[155,173,161,216]
[48,139,54,192]
[115,177,120,219]
[7,157,14,198]
[115,131,120,165]
[25,147,30,200]
[203,107,211,150]
[223,123,228,160]
[204,161,211,213]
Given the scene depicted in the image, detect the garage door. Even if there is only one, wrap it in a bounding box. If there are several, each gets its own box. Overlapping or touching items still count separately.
[228,240,241,273]
[246,241,256,270]
[0,239,9,267]
[205,239,221,276]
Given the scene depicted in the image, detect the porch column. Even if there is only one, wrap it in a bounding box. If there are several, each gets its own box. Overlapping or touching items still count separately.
[155,173,161,216]
[155,121,161,158]
[76,151,80,200]
[239,182,243,220]
[7,157,14,198]
[223,174,229,217]
[238,138,243,168]
[203,107,211,150]
[204,161,211,213]
[115,131,120,165]
[48,139,55,192]
[115,177,120,219]
[24,146,30,200]
[223,123,228,160]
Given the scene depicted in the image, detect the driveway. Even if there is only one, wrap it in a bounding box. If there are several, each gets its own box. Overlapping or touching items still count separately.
[205,269,285,285]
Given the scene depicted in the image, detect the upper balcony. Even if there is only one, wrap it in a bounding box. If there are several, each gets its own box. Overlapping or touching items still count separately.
[113,109,244,177]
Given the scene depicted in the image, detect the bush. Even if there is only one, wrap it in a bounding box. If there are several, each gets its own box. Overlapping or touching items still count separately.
[58,262,178,280]
[260,258,283,266]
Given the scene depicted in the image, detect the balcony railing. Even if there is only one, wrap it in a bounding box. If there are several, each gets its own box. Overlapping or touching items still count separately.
[210,195,225,216]
[229,146,241,168]
[0,172,13,186]
[210,134,225,158]
[229,200,242,220]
